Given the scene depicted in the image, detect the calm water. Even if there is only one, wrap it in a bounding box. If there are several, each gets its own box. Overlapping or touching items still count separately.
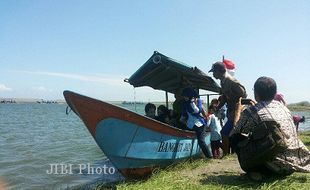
[0,103,309,190]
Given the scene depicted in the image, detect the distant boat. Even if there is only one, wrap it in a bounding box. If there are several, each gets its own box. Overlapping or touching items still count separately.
[0,99,16,104]
[36,100,58,104]
[121,101,144,105]
[63,51,221,178]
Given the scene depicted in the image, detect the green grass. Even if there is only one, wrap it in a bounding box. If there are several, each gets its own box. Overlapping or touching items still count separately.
[299,131,310,149]
[97,161,310,190]
[93,132,310,190]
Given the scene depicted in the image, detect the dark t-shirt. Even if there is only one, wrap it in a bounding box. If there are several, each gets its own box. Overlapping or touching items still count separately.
[220,75,247,121]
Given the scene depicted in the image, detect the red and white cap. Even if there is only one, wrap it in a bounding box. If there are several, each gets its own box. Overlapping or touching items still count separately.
[223,59,235,76]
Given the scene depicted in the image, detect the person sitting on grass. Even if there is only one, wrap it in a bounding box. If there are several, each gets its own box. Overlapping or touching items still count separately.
[230,76,310,180]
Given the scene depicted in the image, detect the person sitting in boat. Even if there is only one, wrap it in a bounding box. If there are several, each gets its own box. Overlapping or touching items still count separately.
[206,104,223,159]
[180,87,212,158]
[145,103,156,119]
[169,91,187,129]
[155,105,170,124]
[293,115,306,131]
[173,90,184,117]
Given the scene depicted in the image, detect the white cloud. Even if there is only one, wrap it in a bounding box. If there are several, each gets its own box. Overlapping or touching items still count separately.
[0,84,12,91]
[13,70,127,86]
[32,86,53,92]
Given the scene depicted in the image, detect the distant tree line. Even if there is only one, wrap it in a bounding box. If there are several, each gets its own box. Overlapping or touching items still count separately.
[287,101,310,111]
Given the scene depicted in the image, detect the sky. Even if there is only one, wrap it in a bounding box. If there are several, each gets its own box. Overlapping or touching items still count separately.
[0,0,309,103]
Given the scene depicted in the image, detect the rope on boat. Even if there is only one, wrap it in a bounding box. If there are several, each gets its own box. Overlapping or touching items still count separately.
[133,87,137,112]
[66,106,72,115]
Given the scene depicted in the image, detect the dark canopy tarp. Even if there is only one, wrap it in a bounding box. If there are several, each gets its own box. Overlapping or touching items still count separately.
[126,51,221,94]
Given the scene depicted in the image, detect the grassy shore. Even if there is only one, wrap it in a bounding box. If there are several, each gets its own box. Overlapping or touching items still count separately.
[288,105,310,112]
[287,101,310,112]
[93,131,310,190]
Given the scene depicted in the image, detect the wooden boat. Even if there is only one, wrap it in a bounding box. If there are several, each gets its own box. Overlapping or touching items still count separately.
[63,51,220,178]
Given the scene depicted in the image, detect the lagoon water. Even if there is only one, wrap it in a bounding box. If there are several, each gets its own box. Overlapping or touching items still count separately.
[0,103,310,190]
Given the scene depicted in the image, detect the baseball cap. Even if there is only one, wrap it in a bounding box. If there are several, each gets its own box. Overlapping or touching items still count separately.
[208,62,226,73]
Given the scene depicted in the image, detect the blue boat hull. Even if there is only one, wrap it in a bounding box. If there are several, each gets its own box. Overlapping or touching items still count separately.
[95,118,209,167]
[63,90,211,178]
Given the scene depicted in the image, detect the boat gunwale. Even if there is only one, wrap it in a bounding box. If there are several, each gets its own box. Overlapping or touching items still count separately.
[63,90,197,139]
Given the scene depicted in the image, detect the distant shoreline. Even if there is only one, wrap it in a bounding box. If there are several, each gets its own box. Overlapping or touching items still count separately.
[287,102,310,112]
[0,98,170,105]
[1,98,310,112]
[288,106,310,112]
[0,98,66,104]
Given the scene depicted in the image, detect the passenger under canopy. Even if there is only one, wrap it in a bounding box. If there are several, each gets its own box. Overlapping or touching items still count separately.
[125,51,221,94]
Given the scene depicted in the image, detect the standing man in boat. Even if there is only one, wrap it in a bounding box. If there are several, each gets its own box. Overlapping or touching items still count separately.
[208,62,247,156]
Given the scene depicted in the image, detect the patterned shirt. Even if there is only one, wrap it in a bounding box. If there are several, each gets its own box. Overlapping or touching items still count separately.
[234,100,310,174]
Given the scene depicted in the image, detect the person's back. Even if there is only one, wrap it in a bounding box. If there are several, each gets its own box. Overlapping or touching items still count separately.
[232,77,310,177]
[254,101,299,150]
[244,100,310,173]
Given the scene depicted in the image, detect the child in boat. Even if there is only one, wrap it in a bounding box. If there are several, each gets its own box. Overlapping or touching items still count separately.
[145,103,156,119]
[206,104,223,159]
[155,105,170,124]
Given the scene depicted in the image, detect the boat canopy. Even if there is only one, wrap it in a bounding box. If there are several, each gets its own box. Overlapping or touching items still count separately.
[126,51,221,94]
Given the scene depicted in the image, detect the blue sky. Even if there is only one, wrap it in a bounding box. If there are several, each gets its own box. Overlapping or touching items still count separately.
[0,0,309,103]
